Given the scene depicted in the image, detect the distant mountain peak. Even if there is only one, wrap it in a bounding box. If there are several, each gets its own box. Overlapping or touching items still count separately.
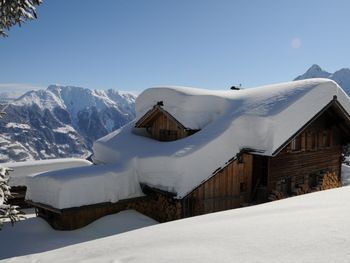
[294,64,331,81]
[332,67,350,76]
[308,64,323,72]
[295,65,350,95]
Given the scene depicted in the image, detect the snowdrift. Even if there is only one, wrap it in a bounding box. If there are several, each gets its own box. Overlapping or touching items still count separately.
[9,185,350,263]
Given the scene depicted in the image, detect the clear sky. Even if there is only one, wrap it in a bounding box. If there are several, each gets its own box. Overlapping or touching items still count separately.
[1,0,350,93]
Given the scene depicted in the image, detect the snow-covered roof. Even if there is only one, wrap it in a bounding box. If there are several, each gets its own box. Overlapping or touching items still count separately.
[25,163,143,209]
[94,78,350,194]
[5,158,92,187]
[25,78,350,209]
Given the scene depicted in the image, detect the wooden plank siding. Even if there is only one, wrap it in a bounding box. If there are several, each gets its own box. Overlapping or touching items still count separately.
[268,146,342,192]
[268,111,343,194]
[150,112,187,141]
[182,154,253,217]
[32,192,182,230]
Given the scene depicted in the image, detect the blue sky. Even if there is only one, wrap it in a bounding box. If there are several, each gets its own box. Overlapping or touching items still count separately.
[1,0,350,93]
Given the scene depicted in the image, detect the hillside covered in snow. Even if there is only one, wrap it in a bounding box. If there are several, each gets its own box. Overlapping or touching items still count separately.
[0,85,136,162]
[2,184,350,262]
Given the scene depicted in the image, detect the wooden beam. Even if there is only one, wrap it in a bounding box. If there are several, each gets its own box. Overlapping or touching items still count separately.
[26,200,62,214]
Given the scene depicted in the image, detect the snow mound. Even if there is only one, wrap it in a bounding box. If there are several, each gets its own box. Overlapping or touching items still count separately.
[0,209,158,260]
[8,186,350,263]
[4,158,92,187]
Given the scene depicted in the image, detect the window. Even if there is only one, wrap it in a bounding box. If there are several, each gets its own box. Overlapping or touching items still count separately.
[310,132,317,150]
[291,135,301,151]
[321,130,331,147]
[306,132,317,151]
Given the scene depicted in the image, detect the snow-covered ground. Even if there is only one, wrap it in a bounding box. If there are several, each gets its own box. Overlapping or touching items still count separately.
[0,210,157,261]
[1,171,350,262]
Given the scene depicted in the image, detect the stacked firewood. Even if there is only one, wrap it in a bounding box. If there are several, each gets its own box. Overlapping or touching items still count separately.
[126,193,182,222]
[268,171,340,202]
[312,171,340,191]
[268,190,285,201]
[292,184,309,195]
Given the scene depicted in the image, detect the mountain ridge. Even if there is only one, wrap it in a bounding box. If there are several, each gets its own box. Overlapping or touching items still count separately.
[0,85,136,163]
[295,64,350,95]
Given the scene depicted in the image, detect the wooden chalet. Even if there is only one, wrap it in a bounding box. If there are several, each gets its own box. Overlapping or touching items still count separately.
[26,79,350,230]
[133,96,350,218]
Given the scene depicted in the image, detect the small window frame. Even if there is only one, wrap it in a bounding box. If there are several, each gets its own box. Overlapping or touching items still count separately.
[291,135,302,152]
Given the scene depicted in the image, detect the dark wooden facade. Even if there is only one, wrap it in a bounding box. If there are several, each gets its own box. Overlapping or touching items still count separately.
[267,102,349,196]
[180,100,350,216]
[182,154,253,217]
[135,105,198,141]
[30,192,182,230]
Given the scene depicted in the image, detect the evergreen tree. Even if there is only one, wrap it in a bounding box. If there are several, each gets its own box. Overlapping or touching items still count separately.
[0,0,42,37]
[0,112,21,229]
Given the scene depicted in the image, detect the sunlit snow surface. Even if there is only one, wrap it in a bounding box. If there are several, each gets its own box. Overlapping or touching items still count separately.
[0,210,158,261]
[3,158,92,187]
[25,78,350,209]
[2,185,350,262]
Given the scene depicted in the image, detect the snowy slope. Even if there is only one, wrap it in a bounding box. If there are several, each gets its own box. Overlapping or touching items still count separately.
[0,90,26,103]
[0,85,136,162]
[0,210,158,261]
[295,64,350,95]
[6,185,350,263]
[24,79,350,209]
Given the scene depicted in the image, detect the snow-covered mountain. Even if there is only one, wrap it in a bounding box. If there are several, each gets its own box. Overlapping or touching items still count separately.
[0,85,136,162]
[295,64,350,95]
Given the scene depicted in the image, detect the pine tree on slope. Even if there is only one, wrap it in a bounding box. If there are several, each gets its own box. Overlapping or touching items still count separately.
[0,112,21,229]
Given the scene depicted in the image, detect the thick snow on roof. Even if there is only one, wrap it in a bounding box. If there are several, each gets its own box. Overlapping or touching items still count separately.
[8,186,350,263]
[93,79,350,195]
[26,79,350,208]
[25,162,143,209]
[4,158,92,187]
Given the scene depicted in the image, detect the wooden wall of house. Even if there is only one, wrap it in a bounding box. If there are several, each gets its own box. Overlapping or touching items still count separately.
[268,114,343,195]
[150,112,187,141]
[34,192,182,230]
[182,154,253,217]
